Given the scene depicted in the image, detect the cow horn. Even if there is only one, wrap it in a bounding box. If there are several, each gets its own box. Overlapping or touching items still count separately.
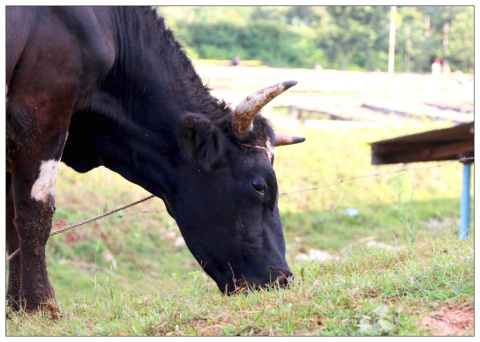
[232,80,298,138]
[274,133,306,147]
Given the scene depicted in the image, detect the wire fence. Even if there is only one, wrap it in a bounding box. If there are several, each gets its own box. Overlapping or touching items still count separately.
[280,156,473,196]
[6,156,473,262]
[55,156,474,227]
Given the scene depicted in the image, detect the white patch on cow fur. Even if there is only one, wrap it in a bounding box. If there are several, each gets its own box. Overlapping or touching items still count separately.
[31,160,60,202]
[265,137,275,163]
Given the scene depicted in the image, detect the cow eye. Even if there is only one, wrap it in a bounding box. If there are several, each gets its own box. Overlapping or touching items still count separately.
[251,179,267,194]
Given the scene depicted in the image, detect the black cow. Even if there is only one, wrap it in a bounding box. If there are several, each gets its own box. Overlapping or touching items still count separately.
[6,6,305,312]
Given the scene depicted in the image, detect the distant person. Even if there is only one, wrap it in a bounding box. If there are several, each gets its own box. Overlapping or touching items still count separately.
[442,59,451,76]
[431,58,441,77]
[454,70,466,84]
[231,55,240,66]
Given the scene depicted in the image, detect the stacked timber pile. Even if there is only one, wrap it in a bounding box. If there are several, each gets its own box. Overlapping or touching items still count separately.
[195,65,474,125]
[361,99,472,124]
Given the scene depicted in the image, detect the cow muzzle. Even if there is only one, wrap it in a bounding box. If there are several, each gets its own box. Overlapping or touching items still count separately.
[225,269,294,295]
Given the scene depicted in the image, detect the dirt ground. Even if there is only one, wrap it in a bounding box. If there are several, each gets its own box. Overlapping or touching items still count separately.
[420,303,474,336]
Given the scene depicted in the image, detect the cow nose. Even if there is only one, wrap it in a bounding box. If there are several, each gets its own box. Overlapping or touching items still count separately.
[274,270,294,288]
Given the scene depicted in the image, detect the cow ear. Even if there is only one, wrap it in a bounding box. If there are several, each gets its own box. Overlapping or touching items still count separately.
[178,113,226,171]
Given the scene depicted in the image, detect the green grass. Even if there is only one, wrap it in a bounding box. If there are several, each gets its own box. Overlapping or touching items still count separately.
[276,122,472,252]
[6,121,474,336]
[7,232,473,336]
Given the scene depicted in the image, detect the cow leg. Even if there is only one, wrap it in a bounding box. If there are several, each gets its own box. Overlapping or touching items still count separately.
[9,128,68,313]
[12,160,61,312]
[6,172,21,311]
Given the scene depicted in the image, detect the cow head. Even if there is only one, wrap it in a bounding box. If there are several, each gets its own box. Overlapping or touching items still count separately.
[173,81,304,294]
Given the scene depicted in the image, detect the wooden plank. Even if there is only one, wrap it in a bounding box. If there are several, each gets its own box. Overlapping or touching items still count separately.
[282,105,353,121]
[424,102,473,114]
[362,101,472,123]
[372,139,474,165]
[372,122,474,144]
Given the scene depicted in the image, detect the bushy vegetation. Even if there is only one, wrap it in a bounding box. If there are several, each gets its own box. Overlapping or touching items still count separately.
[160,6,473,73]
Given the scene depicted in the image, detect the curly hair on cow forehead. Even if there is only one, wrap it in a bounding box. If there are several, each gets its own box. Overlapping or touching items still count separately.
[177,111,275,172]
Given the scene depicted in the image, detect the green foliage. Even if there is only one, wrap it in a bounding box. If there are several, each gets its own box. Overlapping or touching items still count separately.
[159,6,473,72]
[188,21,240,59]
[176,19,324,69]
[358,304,396,335]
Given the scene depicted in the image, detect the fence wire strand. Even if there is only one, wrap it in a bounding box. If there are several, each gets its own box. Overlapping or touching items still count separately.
[280,156,473,196]
[7,195,156,261]
[6,156,473,262]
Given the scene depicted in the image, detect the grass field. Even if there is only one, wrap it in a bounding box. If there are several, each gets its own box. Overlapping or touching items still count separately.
[5,66,474,336]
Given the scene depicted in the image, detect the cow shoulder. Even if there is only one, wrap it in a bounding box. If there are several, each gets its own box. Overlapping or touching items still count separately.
[54,7,115,77]
[6,7,36,83]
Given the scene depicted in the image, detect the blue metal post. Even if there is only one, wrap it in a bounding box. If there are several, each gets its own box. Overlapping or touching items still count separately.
[459,162,472,240]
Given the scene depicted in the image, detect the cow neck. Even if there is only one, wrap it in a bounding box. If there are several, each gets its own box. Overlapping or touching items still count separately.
[96,7,231,199]
[110,7,230,120]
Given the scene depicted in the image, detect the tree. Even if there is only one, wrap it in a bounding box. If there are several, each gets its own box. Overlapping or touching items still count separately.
[156,6,473,73]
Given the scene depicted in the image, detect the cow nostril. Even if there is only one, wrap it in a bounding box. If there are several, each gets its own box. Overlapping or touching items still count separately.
[275,272,293,288]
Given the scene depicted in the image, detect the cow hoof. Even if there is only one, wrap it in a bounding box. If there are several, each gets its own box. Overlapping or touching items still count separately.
[40,301,61,320]
[18,297,59,318]
[6,295,21,312]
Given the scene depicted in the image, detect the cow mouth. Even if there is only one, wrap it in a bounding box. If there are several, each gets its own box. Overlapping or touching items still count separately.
[222,271,294,295]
